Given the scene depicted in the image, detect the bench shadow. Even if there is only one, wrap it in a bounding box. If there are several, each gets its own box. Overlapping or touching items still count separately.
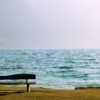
[0,91,25,96]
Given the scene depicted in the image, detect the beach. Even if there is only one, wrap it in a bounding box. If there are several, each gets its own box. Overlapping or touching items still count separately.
[0,0,100,99]
[0,86,100,100]
[0,49,100,99]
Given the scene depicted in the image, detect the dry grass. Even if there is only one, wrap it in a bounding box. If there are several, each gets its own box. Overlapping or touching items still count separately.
[0,86,100,100]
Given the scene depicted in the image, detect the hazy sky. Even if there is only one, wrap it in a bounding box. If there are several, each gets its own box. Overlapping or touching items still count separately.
[0,0,100,48]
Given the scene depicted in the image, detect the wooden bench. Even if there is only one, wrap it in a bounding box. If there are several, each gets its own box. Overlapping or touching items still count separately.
[0,74,36,92]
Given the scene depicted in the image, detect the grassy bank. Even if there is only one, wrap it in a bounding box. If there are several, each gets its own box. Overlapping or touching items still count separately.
[0,86,100,100]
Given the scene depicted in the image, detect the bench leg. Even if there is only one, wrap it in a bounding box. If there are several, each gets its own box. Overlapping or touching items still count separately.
[27,84,30,92]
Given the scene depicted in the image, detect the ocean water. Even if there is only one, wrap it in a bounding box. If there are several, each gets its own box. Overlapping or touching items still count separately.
[0,49,100,89]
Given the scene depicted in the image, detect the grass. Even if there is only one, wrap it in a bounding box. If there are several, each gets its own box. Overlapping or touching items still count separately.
[0,86,100,100]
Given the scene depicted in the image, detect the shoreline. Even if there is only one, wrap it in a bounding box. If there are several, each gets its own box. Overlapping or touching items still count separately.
[1,85,100,90]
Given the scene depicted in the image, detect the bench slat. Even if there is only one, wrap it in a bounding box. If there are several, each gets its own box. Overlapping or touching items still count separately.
[0,82,36,85]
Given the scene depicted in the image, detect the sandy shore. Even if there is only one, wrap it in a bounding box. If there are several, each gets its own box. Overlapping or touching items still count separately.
[0,86,100,100]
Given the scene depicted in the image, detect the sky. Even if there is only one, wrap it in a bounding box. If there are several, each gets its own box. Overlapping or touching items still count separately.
[0,0,100,49]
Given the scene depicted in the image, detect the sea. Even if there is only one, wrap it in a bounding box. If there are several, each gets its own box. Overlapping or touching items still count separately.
[0,49,100,89]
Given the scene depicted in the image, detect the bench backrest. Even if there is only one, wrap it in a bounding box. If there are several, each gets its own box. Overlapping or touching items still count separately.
[0,74,36,80]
